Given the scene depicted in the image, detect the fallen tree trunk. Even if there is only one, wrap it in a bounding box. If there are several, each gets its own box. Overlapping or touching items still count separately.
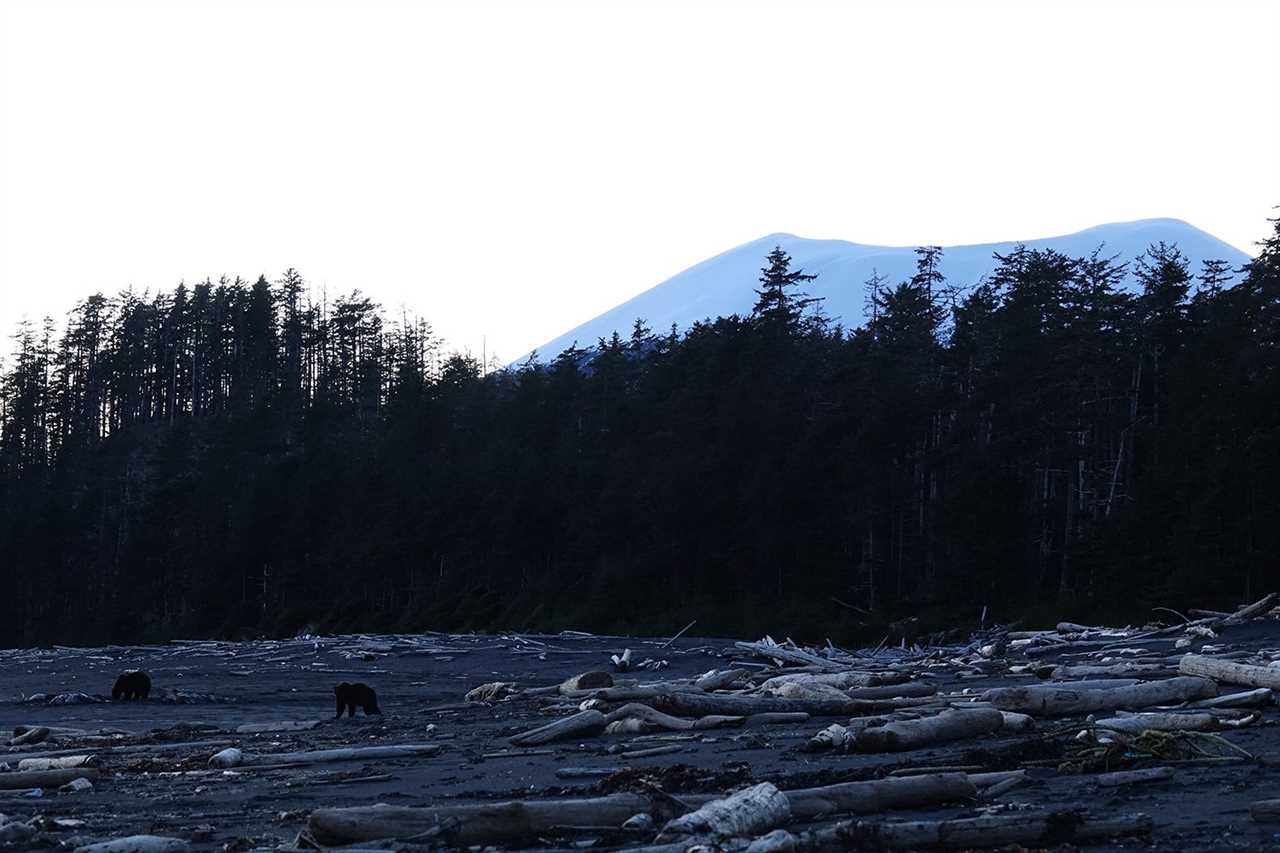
[759,670,910,691]
[1094,712,1217,734]
[1212,592,1278,628]
[308,774,977,846]
[16,754,95,771]
[0,768,99,789]
[72,836,190,852]
[792,810,1152,850]
[857,709,1005,752]
[1095,766,1176,787]
[1050,664,1176,680]
[658,782,790,841]
[1187,688,1273,708]
[508,710,606,746]
[846,683,936,700]
[1179,655,1280,690]
[651,691,881,718]
[734,641,848,671]
[984,677,1216,716]
[208,743,440,768]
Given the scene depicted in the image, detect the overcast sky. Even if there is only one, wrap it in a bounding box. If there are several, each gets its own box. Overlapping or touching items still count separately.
[2,0,1277,362]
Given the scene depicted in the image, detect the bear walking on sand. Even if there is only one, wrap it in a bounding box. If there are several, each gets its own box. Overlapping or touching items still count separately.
[334,682,381,717]
[112,670,151,700]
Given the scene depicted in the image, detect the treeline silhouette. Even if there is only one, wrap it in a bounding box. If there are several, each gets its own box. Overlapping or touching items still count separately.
[2,218,1279,647]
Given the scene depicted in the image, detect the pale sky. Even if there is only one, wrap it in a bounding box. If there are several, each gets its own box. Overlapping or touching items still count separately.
[2,0,1277,363]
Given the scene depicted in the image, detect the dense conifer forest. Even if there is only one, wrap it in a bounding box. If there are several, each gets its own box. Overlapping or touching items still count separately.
[2,216,1279,647]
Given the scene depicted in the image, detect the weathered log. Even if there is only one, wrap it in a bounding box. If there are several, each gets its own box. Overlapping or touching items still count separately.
[16,754,95,771]
[1213,592,1278,628]
[72,836,190,852]
[309,774,976,845]
[658,782,790,840]
[208,743,441,768]
[0,768,99,789]
[984,677,1216,716]
[857,709,1005,752]
[1251,799,1280,822]
[1179,655,1280,690]
[1187,688,1273,708]
[734,641,847,671]
[743,712,811,727]
[759,670,909,690]
[603,703,695,731]
[1094,712,1217,734]
[234,720,322,734]
[1050,663,1176,680]
[560,671,614,693]
[770,681,852,702]
[792,810,1152,850]
[509,710,606,746]
[1095,766,1176,787]
[694,668,751,691]
[7,725,49,746]
[4,738,234,764]
[651,691,873,718]
[846,683,936,700]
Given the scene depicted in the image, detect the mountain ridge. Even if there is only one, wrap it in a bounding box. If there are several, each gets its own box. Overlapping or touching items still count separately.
[528,218,1251,361]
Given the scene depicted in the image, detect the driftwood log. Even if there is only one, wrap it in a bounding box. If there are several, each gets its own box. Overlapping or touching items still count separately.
[658,782,790,841]
[984,677,1216,716]
[1180,655,1280,690]
[857,709,1004,752]
[208,743,440,768]
[308,773,976,846]
[508,710,606,746]
[1095,766,1176,787]
[1094,712,1218,734]
[779,811,1152,850]
[0,767,99,789]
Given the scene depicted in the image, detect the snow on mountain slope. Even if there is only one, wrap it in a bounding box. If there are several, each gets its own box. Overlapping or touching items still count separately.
[528,218,1250,361]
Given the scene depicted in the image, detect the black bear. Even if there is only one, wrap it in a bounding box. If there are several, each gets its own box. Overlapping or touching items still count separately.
[334,682,381,717]
[112,670,151,700]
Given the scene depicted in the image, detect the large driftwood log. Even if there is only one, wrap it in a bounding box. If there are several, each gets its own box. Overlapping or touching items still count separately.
[207,743,440,768]
[791,810,1152,850]
[1094,712,1217,734]
[16,754,95,771]
[659,782,790,841]
[857,709,1004,752]
[508,710,606,746]
[846,683,936,700]
[734,641,848,671]
[308,774,976,845]
[1095,766,1176,787]
[759,670,910,690]
[1050,663,1176,680]
[1187,688,1273,708]
[694,669,751,691]
[1179,655,1280,690]
[0,767,99,789]
[650,691,878,717]
[72,836,190,852]
[1212,592,1278,628]
[984,677,1215,716]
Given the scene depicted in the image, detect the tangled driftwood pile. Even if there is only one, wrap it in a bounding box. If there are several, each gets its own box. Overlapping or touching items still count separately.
[305,593,1280,850]
[4,598,1280,850]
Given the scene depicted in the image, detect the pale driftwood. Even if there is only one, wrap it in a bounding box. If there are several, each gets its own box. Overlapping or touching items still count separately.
[1043,678,1142,690]
[1094,712,1217,734]
[559,671,614,693]
[208,743,441,768]
[4,739,234,764]
[1050,663,1176,680]
[6,725,49,746]
[769,681,852,702]
[1251,799,1280,822]
[603,703,694,731]
[659,782,790,841]
[1180,655,1280,690]
[620,744,686,759]
[743,712,811,727]
[846,683,935,700]
[734,641,846,671]
[16,754,95,771]
[1213,592,1278,627]
[509,709,606,746]
[0,768,98,789]
[1187,688,1274,708]
[857,709,1004,752]
[1095,766,1176,787]
[234,720,322,734]
[984,677,1216,716]
[72,836,190,852]
[694,668,751,691]
[651,691,872,718]
[309,774,976,845]
[786,811,1152,850]
[759,670,909,691]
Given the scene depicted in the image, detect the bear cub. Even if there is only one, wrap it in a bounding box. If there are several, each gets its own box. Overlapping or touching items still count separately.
[112,670,152,700]
[334,682,381,717]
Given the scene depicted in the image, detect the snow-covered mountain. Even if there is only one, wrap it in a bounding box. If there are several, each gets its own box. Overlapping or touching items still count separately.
[529,218,1250,361]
